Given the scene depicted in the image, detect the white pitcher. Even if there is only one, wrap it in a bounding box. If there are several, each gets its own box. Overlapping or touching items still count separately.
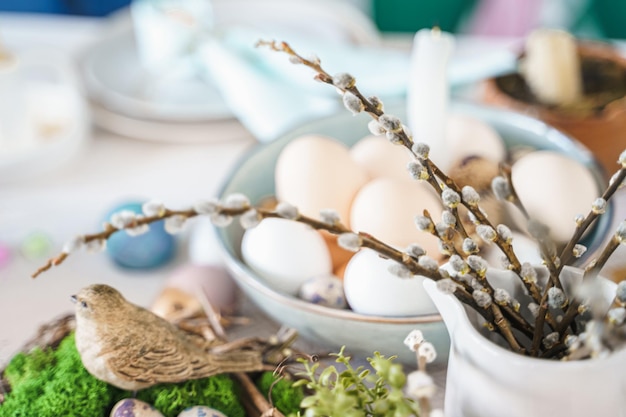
[423,266,626,417]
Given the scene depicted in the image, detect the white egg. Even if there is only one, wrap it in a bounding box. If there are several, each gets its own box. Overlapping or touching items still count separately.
[299,274,347,309]
[350,135,413,181]
[350,178,441,254]
[241,218,332,295]
[275,134,369,224]
[343,248,437,316]
[446,114,506,163]
[484,232,543,267]
[510,151,599,243]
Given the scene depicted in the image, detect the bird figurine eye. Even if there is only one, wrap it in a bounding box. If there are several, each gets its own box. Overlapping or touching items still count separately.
[81,301,88,309]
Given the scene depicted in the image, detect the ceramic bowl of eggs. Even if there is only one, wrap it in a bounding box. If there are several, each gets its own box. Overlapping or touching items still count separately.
[215,101,611,364]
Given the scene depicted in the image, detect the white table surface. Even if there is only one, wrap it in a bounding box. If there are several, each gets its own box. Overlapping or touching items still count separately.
[0,13,625,412]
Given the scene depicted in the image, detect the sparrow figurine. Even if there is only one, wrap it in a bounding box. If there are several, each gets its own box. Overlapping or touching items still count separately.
[72,284,263,391]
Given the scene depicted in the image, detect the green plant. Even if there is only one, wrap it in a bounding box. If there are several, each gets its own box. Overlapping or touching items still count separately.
[293,347,421,417]
[256,371,304,416]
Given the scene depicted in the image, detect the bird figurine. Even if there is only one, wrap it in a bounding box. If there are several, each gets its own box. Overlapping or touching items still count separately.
[72,284,264,391]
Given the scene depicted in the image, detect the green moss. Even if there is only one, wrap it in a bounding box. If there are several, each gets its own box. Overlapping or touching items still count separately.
[255,372,304,416]
[4,347,52,387]
[137,374,246,417]
[0,334,125,417]
[0,333,245,417]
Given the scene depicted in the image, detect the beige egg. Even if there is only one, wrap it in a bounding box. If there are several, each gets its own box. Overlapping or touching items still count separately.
[510,151,599,243]
[350,178,442,256]
[275,134,369,224]
[446,114,506,163]
[350,134,413,181]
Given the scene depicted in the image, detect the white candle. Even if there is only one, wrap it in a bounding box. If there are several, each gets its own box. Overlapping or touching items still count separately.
[522,28,582,106]
[407,28,455,169]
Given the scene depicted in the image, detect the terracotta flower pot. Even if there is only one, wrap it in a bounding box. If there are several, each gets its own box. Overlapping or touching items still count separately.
[483,42,626,178]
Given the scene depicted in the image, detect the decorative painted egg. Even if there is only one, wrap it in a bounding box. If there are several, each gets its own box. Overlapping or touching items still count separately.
[105,201,177,269]
[177,406,228,417]
[110,398,164,417]
[298,274,347,309]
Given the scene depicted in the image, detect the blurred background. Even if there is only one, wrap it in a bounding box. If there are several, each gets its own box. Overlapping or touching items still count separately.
[3,0,626,38]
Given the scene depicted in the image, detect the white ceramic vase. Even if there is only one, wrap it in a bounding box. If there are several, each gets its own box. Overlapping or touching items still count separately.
[423,266,626,417]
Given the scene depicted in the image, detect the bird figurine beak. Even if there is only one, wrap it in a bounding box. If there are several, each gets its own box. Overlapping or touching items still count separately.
[71,295,77,304]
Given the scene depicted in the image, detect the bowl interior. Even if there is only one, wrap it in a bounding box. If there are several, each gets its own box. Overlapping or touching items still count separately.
[215,101,611,361]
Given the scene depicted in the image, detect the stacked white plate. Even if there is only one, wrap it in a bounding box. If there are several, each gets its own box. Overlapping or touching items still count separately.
[80,30,245,143]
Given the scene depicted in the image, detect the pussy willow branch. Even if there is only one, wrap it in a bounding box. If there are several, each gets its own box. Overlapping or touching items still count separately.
[451,284,527,349]
[500,163,562,293]
[31,208,198,278]
[257,40,534,287]
[557,234,623,338]
[532,167,626,347]
[259,40,554,351]
[32,205,439,281]
[423,210,534,340]
[498,164,529,219]
[33,200,537,350]
[559,167,626,269]
[491,303,525,354]
[530,291,553,357]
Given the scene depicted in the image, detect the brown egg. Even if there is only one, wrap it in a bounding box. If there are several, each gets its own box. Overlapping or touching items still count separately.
[607,265,626,284]
[320,230,354,272]
[334,259,349,280]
